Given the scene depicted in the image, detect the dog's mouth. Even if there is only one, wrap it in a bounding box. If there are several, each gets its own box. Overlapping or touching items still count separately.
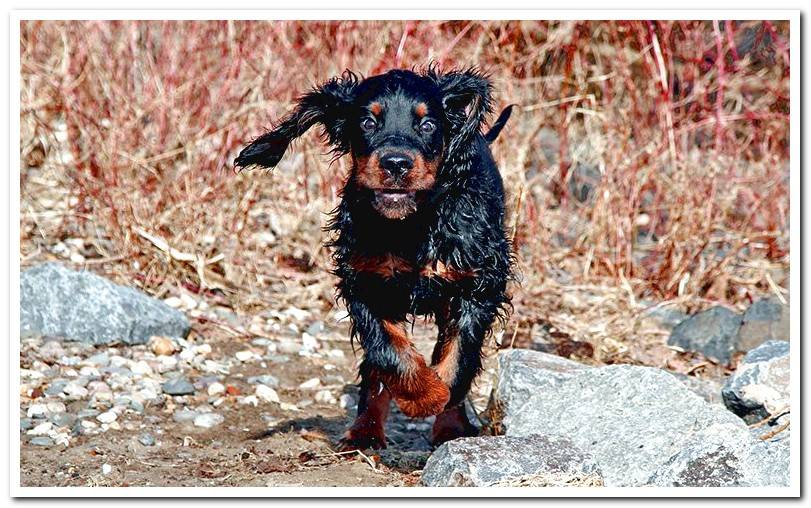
[371,189,418,220]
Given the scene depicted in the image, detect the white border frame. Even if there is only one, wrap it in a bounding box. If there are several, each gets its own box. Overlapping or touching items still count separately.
[9,9,801,498]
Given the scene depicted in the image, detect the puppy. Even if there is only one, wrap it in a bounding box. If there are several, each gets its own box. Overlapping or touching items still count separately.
[235,67,513,449]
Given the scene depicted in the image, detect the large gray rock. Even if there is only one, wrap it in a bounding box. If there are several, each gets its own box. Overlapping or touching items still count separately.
[493,349,587,429]
[722,340,790,423]
[502,362,785,487]
[21,263,190,345]
[421,435,603,487]
[648,426,789,487]
[736,298,790,352]
[667,306,742,363]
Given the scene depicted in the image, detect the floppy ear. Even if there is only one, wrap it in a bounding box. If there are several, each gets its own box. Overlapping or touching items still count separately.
[234,70,359,169]
[431,68,493,154]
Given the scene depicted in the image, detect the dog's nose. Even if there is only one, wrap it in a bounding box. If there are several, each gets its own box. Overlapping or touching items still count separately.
[379,152,414,178]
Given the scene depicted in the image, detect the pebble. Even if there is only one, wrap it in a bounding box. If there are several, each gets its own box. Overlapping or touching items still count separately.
[339,394,356,409]
[207,382,226,396]
[247,374,279,387]
[45,380,68,396]
[193,413,224,428]
[255,385,280,404]
[77,409,100,419]
[299,378,321,390]
[162,377,195,395]
[235,350,255,362]
[301,333,319,353]
[63,383,89,399]
[29,436,53,447]
[251,337,272,347]
[315,390,336,404]
[138,433,156,446]
[148,335,176,356]
[81,420,98,429]
[240,395,259,407]
[20,418,36,431]
[97,410,118,424]
[28,421,53,435]
[85,352,110,367]
[27,403,48,418]
[194,344,212,355]
[130,360,153,376]
[173,409,198,423]
[279,402,299,412]
[102,463,112,475]
[49,412,77,428]
[326,349,345,359]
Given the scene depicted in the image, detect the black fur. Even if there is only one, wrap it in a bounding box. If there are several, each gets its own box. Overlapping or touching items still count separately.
[235,66,513,448]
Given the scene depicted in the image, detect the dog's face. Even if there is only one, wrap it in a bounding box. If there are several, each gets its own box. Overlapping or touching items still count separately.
[350,73,446,219]
[234,68,492,220]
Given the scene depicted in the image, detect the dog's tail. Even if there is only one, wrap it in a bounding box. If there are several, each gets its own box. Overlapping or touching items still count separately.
[483,105,515,144]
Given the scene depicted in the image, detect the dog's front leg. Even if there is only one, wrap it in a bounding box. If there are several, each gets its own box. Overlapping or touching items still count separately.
[430,296,499,445]
[348,300,450,420]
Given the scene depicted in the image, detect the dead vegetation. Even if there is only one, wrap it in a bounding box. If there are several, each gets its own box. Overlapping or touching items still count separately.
[20,20,789,372]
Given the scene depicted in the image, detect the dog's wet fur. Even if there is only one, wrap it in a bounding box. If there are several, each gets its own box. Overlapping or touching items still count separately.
[236,67,513,451]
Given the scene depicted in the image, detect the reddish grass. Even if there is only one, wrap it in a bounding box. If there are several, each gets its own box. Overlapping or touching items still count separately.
[19,20,789,312]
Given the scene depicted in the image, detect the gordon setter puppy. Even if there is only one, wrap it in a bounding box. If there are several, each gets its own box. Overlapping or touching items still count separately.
[235,67,513,450]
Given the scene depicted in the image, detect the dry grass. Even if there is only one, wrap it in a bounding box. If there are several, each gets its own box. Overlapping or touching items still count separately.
[19,20,790,367]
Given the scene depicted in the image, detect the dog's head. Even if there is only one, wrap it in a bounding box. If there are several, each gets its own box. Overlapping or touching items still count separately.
[235,67,493,220]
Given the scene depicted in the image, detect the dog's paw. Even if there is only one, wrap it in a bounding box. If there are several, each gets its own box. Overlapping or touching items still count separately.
[431,405,478,446]
[390,368,451,418]
[337,424,387,452]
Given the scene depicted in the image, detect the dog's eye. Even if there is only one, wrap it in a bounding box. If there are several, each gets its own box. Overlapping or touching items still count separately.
[419,120,437,134]
[360,118,378,132]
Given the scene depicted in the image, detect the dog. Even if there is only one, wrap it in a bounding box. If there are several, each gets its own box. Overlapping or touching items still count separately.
[235,67,513,450]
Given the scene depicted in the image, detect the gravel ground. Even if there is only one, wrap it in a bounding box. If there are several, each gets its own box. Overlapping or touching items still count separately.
[19,298,497,487]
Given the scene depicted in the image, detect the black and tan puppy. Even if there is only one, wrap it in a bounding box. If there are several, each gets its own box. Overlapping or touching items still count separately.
[235,67,513,450]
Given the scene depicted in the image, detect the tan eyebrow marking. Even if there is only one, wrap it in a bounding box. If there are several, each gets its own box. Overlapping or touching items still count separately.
[370,102,383,116]
[415,102,428,118]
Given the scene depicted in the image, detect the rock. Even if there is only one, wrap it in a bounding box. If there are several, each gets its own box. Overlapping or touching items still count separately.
[207,382,225,396]
[173,409,198,423]
[567,163,602,203]
[162,376,195,395]
[314,390,336,404]
[138,433,156,446]
[48,412,77,428]
[298,378,321,390]
[667,306,742,363]
[20,418,36,431]
[648,426,789,487]
[247,374,279,387]
[421,435,603,487]
[736,298,789,352]
[193,413,224,428]
[255,385,280,404]
[63,383,89,399]
[26,404,48,418]
[20,263,190,345]
[339,394,356,409]
[501,361,773,487]
[29,436,54,447]
[722,341,790,423]
[97,410,117,424]
[493,349,587,427]
[102,463,113,475]
[148,336,177,356]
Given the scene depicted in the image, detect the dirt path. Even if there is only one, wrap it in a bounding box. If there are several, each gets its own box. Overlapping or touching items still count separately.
[20,307,498,488]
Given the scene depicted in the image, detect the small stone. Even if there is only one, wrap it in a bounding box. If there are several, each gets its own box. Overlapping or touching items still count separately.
[256,385,280,404]
[45,380,69,396]
[102,463,113,475]
[193,344,212,355]
[279,402,299,412]
[163,296,182,308]
[193,413,224,428]
[27,421,53,435]
[235,350,255,362]
[77,409,100,419]
[130,360,153,376]
[723,341,790,423]
[81,420,98,429]
[339,394,356,409]
[247,374,279,387]
[138,433,156,446]
[85,352,110,367]
[64,383,89,399]
[299,378,321,390]
[173,409,198,423]
[29,436,54,447]
[48,412,76,428]
[326,349,345,359]
[26,404,48,418]
[667,306,743,363]
[240,395,259,406]
[301,333,319,352]
[314,390,336,404]
[251,337,272,347]
[162,376,195,395]
[207,382,226,396]
[97,410,117,424]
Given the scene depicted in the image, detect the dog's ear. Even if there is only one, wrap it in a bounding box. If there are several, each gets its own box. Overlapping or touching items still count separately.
[235,70,358,169]
[431,68,493,154]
